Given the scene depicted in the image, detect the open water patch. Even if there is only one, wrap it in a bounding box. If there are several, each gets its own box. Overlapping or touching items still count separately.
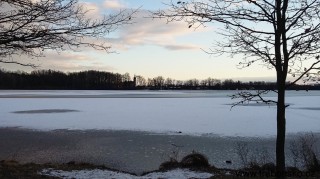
[12,109,80,114]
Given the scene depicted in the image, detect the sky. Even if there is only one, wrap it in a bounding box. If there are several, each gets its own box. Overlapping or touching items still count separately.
[4,0,277,81]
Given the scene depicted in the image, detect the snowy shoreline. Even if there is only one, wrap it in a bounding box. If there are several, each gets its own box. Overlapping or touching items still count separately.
[40,168,215,179]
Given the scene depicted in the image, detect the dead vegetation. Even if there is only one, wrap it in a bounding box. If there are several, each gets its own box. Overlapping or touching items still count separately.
[0,160,132,179]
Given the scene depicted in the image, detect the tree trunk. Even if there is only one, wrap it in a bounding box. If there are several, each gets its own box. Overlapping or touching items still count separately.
[276,81,286,177]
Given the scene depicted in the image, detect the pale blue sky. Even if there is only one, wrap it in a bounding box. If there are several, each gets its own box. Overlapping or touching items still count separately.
[6,0,276,81]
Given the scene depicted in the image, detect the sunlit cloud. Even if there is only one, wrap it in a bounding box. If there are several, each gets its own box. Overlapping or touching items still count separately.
[107,10,209,51]
[80,2,101,18]
[4,51,116,72]
[103,0,126,10]
[38,52,116,72]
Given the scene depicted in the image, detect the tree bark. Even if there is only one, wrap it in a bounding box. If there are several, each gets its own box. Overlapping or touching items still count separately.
[276,78,286,177]
[274,1,287,176]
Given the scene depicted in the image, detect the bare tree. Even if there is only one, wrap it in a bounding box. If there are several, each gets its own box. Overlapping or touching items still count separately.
[122,72,131,82]
[0,0,135,67]
[165,77,175,88]
[147,78,154,87]
[153,76,165,89]
[184,78,199,88]
[154,0,320,175]
[201,77,220,87]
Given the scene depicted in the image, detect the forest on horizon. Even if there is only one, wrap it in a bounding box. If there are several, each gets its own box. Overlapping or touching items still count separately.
[0,69,319,90]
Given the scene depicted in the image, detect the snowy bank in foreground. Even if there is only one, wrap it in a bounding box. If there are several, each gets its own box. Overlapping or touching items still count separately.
[40,168,214,179]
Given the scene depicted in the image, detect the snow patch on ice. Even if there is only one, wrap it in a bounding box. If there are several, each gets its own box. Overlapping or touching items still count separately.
[40,168,214,179]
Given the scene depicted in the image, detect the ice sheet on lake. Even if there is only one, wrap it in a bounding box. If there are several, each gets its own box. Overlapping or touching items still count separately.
[0,90,319,137]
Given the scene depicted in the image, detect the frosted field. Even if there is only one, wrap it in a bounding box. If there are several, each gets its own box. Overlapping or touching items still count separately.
[0,90,319,137]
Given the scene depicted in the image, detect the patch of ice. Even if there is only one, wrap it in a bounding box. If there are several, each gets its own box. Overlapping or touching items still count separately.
[12,109,80,114]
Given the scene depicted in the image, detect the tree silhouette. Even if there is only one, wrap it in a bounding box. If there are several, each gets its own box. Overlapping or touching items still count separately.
[0,0,135,67]
[154,0,320,175]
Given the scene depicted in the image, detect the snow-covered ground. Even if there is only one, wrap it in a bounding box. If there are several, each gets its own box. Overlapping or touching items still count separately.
[0,90,319,137]
[40,168,214,179]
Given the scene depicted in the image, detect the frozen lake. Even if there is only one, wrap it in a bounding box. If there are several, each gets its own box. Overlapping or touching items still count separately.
[0,90,319,137]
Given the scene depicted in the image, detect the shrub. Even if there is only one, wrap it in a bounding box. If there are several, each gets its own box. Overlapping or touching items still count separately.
[159,159,180,170]
[235,142,273,168]
[289,133,320,171]
[247,162,261,170]
[308,152,320,172]
[180,152,210,168]
[235,142,249,167]
[261,162,276,172]
[159,152,212,170]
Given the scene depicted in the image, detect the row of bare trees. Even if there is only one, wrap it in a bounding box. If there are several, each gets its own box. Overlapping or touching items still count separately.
[1,69,319,90]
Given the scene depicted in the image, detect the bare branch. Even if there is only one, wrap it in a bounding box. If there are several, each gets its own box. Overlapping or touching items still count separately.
[0,59,38,68]
[0,0,136,66]
[230,90,277,108]
[288,60,320,86]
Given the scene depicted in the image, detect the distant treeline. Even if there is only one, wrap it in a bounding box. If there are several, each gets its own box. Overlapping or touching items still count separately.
[0,69,319,90]
[0,69,135,90]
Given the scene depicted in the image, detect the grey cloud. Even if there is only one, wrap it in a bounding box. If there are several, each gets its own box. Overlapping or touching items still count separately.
[163,44,200,51]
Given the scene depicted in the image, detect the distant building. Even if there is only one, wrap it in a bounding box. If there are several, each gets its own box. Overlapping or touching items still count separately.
[123,76,136,89]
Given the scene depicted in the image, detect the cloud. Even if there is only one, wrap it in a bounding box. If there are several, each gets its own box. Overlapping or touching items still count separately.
[4,51,116,72]
[163,44,199,51]
[103,0,126,10]
[80,2,101,18]
[46,63,116,72]
[1,4,211,73]
[107,10,209,51]
[38,51,116,72]
[41,52,93,62]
